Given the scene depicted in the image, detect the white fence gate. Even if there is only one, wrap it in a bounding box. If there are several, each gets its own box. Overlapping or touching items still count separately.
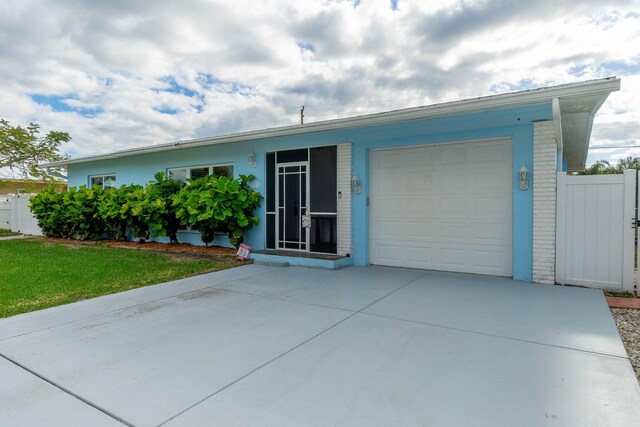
[556,170,635,292]
[0,196,10,229]
[2,194,42,236]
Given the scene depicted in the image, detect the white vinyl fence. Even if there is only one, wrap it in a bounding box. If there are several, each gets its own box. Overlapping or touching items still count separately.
[556,170,635,292]
[0,196,10,229]
[1,194,42,235]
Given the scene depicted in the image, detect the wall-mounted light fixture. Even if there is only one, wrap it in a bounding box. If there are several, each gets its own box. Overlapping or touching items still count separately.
[248,151,256,168]
[519,163,529,190]
[351,175,361,194]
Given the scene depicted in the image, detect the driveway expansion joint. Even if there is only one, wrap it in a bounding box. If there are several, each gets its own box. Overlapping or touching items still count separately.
[156,270,430,426]
[0,352,133,426]
[359,311,630,360]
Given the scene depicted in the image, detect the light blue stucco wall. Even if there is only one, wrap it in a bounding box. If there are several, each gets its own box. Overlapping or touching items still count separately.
[68,102,553,281]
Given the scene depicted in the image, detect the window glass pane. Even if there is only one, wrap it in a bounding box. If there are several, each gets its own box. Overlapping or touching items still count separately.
[90,176,103,187]
[189,167,210,180]
[213,165,233,177]
[266,153,275,212]
[277,148,308,163]
[310,146,337,213]
[104,175,117,189]
[169,168,188,183]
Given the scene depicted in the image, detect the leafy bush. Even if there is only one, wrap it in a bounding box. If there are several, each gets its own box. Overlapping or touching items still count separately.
[29,185,65,237]
[145,172,183,244]
[173,174,262,247]
[31,171,260,247]
[30,185,106,240]
[97,185,131,241]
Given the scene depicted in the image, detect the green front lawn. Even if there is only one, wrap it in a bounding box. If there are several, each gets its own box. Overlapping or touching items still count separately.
[0,238,232,318]
[0,228,20,237]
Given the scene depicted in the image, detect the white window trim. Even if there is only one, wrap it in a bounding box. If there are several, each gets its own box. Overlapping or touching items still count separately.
[167,163,234,182]
[89,174,117,189]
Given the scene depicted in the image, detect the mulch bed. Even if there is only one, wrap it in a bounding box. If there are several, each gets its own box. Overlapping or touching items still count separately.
[41,237,250,266]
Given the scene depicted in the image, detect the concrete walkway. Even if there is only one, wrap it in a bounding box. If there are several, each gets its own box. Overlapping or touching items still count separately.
[1,265,638,426]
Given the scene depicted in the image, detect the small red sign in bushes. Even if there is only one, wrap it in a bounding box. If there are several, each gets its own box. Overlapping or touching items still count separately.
[236,243,251,260]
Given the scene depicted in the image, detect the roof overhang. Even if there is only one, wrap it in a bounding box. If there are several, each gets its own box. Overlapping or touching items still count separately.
[557,80,620,171]
[41,77,621,169]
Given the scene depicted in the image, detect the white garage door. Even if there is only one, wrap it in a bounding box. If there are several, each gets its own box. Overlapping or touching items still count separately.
[370,139,513,276]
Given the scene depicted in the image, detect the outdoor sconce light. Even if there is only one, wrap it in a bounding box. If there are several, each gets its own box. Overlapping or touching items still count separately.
[519,163,529,190]
[248,151,256,168]
[351,175,361,194]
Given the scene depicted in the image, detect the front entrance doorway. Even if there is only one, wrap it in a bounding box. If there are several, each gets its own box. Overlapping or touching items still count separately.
[266,147,337,254]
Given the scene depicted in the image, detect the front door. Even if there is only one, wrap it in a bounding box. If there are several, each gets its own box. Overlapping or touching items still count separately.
[276,162,309,251]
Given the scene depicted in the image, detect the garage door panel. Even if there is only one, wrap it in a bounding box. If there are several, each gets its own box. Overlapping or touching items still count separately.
[374,220,404,240]
[372,242,404,264]
[404,221,432,239]
[473,221,512,243]
[472,141,511,165]
[406,197,433,215]
[475,196,511,217]
[435,221,468,242]
[406,172,433,193]
[405,245,434,264]
[370,139,513,277]
[437,171,468,194]
[474,169,512,193]
[404,148,433,167]
[374,197,405,215]
[438,145,468,167]
[375,151,402,169]
[438,196,467,216]
[376,172,405,195]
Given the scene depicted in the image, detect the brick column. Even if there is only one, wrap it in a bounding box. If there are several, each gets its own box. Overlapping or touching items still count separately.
[532,121,558,284]
[336,143,352,256]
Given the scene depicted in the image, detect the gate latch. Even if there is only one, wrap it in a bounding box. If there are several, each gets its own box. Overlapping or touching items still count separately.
[632,218,640,228]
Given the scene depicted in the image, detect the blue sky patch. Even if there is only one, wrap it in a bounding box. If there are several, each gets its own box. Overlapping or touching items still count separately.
[598,60,640,76]
[30,94,102,117]
[196,73,223,88]
[157,76,199,98]
[297,42,315,52]
[391,0,398,11]
[154,106,180,115]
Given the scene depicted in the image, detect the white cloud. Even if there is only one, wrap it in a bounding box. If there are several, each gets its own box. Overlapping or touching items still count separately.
[0,0,638,164]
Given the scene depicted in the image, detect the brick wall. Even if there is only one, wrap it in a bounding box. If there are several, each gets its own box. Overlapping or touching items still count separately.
[532,121,557,284]
[336,143,352,256]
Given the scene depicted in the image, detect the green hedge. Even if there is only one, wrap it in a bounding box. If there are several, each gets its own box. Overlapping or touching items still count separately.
[30,172,262,247]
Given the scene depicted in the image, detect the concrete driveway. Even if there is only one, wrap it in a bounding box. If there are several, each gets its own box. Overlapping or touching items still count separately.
[1,265,639,426]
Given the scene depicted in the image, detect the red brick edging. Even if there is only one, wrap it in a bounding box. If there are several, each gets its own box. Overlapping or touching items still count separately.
[607,296,640,309]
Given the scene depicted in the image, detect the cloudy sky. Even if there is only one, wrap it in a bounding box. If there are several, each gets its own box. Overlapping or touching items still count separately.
[0,0,639,168]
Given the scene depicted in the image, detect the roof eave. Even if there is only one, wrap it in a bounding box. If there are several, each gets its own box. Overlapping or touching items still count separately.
[42,77,622,168]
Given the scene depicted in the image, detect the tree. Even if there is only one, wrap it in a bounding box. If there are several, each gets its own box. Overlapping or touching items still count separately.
[578,157,640,175]
[0,119,70,180]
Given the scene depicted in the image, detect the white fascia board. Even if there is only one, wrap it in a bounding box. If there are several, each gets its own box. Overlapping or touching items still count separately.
[42,77,621,168]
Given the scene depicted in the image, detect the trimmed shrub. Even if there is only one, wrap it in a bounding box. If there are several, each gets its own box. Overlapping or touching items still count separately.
[30,185,106,240]
[173,174,262,247]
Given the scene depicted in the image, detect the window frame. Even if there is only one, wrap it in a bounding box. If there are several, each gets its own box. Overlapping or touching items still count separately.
[89,174,117,189]
[167,163,234,184]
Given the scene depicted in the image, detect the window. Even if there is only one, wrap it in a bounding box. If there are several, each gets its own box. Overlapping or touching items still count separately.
[168,164,234,184]
[90,174,117,189]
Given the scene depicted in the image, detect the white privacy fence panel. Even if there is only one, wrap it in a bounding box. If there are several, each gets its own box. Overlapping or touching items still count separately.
[0,196,10,229]
[6,194,42,236]
[556,170,635,292]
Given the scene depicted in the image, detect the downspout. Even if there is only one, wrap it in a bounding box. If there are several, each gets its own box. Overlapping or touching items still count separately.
[552,97,563,171]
